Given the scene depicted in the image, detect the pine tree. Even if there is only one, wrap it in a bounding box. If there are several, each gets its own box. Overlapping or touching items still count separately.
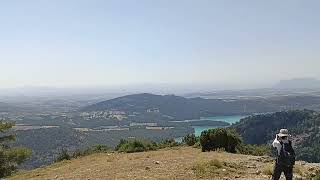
[0,120,31,178]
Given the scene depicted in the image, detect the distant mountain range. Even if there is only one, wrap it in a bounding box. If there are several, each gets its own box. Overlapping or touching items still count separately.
[274,78,320,89]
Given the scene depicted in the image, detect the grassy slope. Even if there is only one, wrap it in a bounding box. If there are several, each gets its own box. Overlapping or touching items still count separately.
[9,147,320,180]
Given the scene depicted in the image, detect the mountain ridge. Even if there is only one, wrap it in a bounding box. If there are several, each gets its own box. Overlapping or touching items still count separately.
[81,93,320,121]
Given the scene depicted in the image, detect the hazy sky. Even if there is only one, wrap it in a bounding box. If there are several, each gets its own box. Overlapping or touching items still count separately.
[1,0,319,89]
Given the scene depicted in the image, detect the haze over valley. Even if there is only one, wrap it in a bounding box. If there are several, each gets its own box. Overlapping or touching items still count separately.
[1,1,320,179]
[1,78,320,168]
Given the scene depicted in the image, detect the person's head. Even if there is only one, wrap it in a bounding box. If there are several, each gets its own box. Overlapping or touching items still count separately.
[280,136,288,140]
[277,129,290,142]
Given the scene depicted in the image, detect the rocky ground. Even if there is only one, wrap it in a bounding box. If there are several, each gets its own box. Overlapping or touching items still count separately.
[8,147,320,180]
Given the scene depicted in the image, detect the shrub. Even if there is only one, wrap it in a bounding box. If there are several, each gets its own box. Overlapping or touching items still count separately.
[55,148,71,162]
[115,139,158,153]
[237,144,271,156]
[91,144,109,153]
[182,134,198,146]
[200,128,242,153]
[0,121,31,178]
[115,139,129,151]
[115,138,181,153]
[159,138,179,148]
[72,144,110,159]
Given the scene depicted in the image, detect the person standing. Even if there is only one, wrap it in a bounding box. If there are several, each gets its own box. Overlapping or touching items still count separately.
[272,129,296,180]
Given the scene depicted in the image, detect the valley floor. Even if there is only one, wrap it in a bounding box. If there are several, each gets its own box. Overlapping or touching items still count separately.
[8,147,320,180]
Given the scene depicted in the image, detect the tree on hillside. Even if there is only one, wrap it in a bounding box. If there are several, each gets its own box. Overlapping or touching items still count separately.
[200,128,242,153]
[0,120,31,178]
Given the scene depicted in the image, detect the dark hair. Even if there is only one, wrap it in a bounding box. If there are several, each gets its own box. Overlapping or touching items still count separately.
[280,136,288,139]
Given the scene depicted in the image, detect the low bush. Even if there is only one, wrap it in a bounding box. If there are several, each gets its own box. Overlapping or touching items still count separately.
[72,144,110,159]
[115,138,182,153]
[55,148,71,162]
[56,144,110,162]
[115,139,158,153]
[159,138,180,148]
[237,144,271,156]
[182,134,198,146]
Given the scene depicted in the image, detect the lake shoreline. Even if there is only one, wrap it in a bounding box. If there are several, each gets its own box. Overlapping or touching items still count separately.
[174,115,248,142]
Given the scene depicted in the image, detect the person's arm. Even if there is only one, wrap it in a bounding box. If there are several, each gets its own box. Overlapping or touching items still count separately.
[289,140,295,156]
[272,135,281,154]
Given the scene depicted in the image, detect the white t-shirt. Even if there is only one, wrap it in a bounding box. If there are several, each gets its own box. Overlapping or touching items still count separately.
[272,136,289,155]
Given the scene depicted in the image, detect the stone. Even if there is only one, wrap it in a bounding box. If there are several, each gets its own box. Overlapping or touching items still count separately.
[311,172,317,177]
[154,161,160,164]
[145,166,150,170]
[294,175,303,180]
[246,165,256,168]
[256,170,262,175]
[309,167,315,171]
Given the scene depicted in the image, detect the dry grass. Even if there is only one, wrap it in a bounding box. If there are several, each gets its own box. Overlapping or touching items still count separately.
[262,164,274,176]
[191,159,224,177]
[8,147,320,180]
[293,165,304,176]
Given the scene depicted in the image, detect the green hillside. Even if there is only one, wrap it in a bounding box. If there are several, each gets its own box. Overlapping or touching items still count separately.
[231,110,320,162]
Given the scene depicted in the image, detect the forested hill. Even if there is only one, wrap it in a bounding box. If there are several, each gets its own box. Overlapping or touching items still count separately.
[231,110,320,162]
[81,93,279,120]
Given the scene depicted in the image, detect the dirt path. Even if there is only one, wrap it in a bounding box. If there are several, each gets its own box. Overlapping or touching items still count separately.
[8,147,319,180]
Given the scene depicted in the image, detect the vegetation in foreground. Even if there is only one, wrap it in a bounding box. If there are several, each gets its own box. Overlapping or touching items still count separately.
[7,147,320,180]
[7,109,320,178]
[55,144,111,162]
[200,128,241,153]
[55,138,180,162]
[55,128,270,164]
[6,125,320,179]
[0,121,31,178]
